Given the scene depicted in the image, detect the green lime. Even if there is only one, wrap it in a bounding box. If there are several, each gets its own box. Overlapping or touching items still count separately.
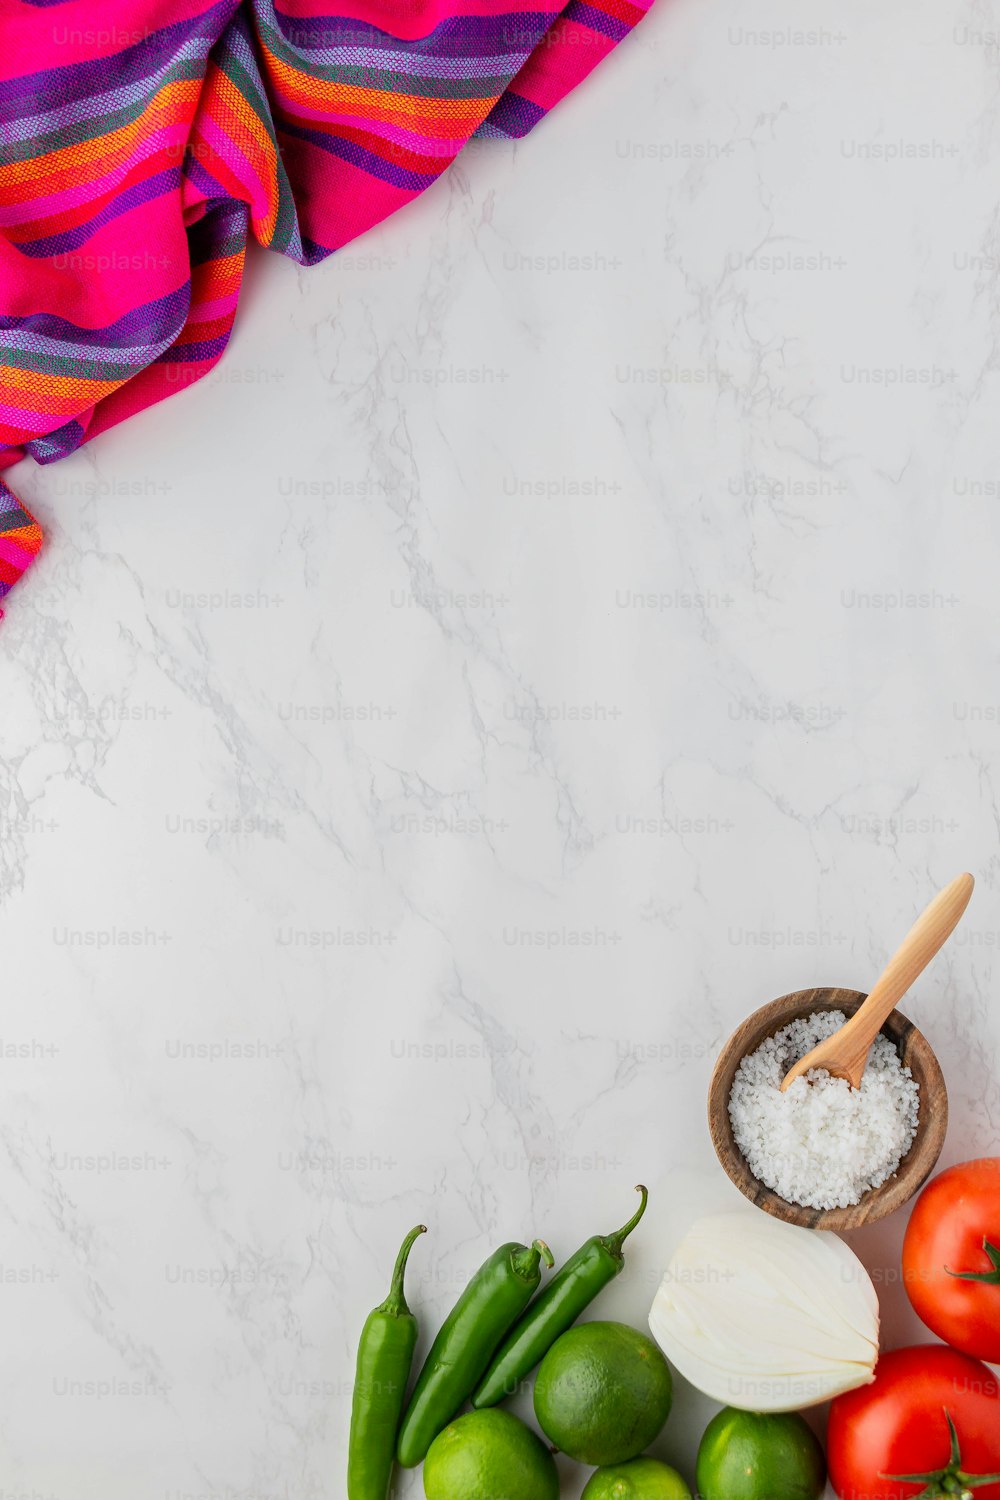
[533,1321,673,1467]
[582,1456,692,1500]
[696,1408,825,1500]
[423,1408,558,1500]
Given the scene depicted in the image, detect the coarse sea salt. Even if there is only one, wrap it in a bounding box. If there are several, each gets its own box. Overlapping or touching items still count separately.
[729,1009,920,1211]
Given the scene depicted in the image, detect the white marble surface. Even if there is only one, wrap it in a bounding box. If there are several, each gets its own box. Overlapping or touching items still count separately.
[3,0,1000,1493]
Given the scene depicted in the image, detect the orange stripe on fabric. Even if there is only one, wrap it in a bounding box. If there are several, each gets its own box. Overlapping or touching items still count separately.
[6,523,43,555]
[260,44,493,135]
[3,146,183,241]
[190,249,245,297]
[0,79,201,200]
[204,68,282,245]
[0,369,119,413]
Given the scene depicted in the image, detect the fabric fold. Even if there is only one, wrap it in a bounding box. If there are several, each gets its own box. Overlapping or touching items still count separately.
[0,0,654,610]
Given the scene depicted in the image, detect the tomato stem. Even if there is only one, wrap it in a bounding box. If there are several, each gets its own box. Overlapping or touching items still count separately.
[883,1411,1000,1499]
[945,1237,1000,1286]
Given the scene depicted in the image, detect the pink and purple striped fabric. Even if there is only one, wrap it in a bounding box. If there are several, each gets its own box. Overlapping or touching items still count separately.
[0,0,653,609]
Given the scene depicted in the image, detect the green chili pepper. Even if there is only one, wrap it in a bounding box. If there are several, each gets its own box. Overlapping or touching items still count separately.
[347,1224,427,1500]
[396,1236,554,1467]
[471,1185,648,1409]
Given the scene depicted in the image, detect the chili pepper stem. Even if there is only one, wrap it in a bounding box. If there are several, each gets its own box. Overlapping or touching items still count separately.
[603,1185,649,1259]
[511,1239,554,1278]
[380,1225,427,1317]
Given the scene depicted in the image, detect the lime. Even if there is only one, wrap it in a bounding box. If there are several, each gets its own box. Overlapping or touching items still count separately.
[533,1321,673,1466]
[696,1408,825,1500]
[582,1456,692,1499]
[423,1408,558,1500]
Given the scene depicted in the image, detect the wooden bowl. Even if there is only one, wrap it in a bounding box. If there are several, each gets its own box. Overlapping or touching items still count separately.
[708,987,948,1231]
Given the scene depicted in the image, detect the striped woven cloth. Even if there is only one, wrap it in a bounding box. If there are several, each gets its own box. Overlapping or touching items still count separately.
[0,0,652,610]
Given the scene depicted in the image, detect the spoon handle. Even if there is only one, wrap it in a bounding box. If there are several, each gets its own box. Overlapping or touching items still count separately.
[784,872,974,1089]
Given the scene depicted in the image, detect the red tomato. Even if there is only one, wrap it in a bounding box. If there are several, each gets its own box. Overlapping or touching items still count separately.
[828,1346,1000,1500]
[902,1157,1000,1361]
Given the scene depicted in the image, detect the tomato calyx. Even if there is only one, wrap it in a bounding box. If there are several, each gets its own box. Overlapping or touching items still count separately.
[946,1237,1000,1287]
[883,1411,1000,1500]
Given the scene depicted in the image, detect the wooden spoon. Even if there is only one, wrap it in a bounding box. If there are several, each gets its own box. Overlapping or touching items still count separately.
[780,873,975,1091]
